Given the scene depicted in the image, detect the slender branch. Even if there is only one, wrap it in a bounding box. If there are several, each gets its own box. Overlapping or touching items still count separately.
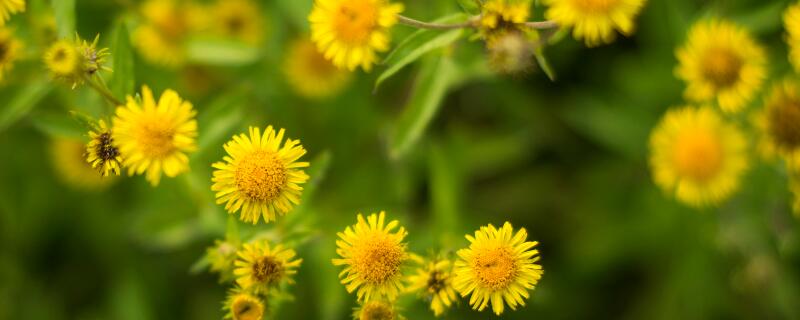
[85,75,124,106]
[524,20,559,29]
[396,15,476,30]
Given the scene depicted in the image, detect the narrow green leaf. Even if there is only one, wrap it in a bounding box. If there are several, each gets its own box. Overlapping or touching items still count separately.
[534,47,556,81]
[186,38,260,66]
[30,112,85,139]
[109,21,135,99]
[225,215,240,245]
[0,81,52,131]
[374,13,468,91]
[188,255,211,275]
[389,55,457,159]
[52,0,75,38]
[428,141,462,247]
[193,91,246,158]
[456,0,481,14]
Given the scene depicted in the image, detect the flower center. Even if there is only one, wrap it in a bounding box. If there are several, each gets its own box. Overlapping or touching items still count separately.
[234,150,288,202]
[426,270,446,293]
[333,0,379,44]
[360,302,395,320]
[672,129,723,183]
[0,42,8,61]
[472,246,518,291]
[572,0,619,13]
[224,15,246,34]
[303,43,339,77]
[137,121,176,158]
[768,98,800,151]
[232,297,263,320]
[353,233,405,284]
[701,47,742,88]
[252,255,283,284]
[95,132,120,162]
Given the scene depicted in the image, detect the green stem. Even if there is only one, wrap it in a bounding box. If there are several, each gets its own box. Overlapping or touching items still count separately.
[396,15,477,30]
[524,20,559,29]
[85,75,124,107]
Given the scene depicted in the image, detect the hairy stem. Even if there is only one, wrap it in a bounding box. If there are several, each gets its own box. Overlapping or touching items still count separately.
[524,20,559,29]
[396,15,477,30]
[85,75,124,107]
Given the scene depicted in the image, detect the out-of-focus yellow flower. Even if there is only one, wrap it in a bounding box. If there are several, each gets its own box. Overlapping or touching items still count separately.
[406,255,458,317]
[211,0,265,45]
[453,222,543,316]
[545,0,646,46]
[113,86,198,186]
[0,0,24,26]
[333,211,409,302]
[676,19,766,113]
[284,38,351,99]
[0,27,21,81]
[753,79,800,169]
[233,239,302,294]
[211,126,310,224]
[480,0,531,31]
[206,239,239,282]
[51,137,115,190]
[784,3,800,72]
[309,0,404,71]
[44,34,111,88]
[134,0,197,67]
[649,106,748,207]
[352,300,401,320]
[86,119,122,177]
[222,289,265,320]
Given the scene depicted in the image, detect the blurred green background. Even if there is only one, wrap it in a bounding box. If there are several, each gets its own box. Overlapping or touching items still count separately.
[1,0,800,319]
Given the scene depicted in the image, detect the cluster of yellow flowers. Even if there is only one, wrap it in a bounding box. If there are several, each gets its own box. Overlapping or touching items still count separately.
[308,0,647,73]
[648,9,800,214]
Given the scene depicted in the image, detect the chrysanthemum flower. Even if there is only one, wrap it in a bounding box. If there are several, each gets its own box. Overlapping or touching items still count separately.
[206,239,239,282]
[211,126,309,224]
[309,0,404,71]
[233,239,302,294]
[406,256,458,317]
[0,27,21,81]
[134,0,195,67]
[544,0,645,46]
[113,86,198,186]
[50,137,115,190]
[222,289,265,320]
[284,38,351,99]
[352,300,401,320]
[0,0,24,26]
[784,3,800,72]
[649,106,748,207]
[753,79,800,170]
[44,40,81,83]
[212,0,264,45]
[86,119,122,177]
[453,222,543,316]
[333,211,409,302]
[480,0,532,32]
[676,19,766,113]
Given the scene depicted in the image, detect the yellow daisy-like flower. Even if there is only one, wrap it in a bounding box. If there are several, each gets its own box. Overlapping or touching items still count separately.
[332,211,409,302]
[206,239,239,282]
[352,300,402,320]
[222,289,265,320]
[233,239,302,294]
[86,119,122,177]
[113,86,198,186]
[212,0,265,45]
[0,27,21,81]
[453,222,543,316]
[50,137,115,190]
[284,38,351,99]
[676,19,766,113]
[309,0,404,71]
[0,0,24,26]
[44,40,81,82]
[406,256,458,317]
[753,79,800,169]
[77,34,111,77]
[649,106,748,207]
[134,0,192,67]
[544,0,645,46]
[211,126,310,224]
[480,0,531,31]
[784,3,800,72]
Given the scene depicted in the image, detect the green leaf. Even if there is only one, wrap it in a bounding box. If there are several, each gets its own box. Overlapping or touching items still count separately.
[30,112,85,139]
[389,55,457,159]
[456,0,481,14]
[52,0,75,38]
[374,13,468,91]
[428,140,462,247]
[193,91,247,158]
[186,38,261,66]
[109,21,135,99]
[225,215,240,245]
[0,81,52,132]
[534,47,557,81]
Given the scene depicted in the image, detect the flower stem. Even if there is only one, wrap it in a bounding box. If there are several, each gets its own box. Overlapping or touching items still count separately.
[524,20,559,30]
[396,15,476,30]
[85,75,124,107]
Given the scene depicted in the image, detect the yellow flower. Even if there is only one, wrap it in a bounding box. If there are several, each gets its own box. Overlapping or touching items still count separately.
[480,0,531,31]
[676,19,766,113]
[406,256,458,317]
[0,0,24,26]
[544,0,645,46]
[453,222,543,316]
[333,211,409,302]
[0,27,21,81]
[44,40,81,84]
[223,289,265,320]
[649,106,748,207]
[753,79,800,169]
[478,0,536,65]
[309,0,404,71]
[212,0,265,45]
[113,86,198,186]
[211,126,310,224]
[284,38,351,99]
[86,119,122,177]
[206,239,239,282]
[233,239,302,294]
[77,34,111,77]
[784,3,800,72]
[50,137,115,190]
[134,0,193,67]
[352,300,401,320]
